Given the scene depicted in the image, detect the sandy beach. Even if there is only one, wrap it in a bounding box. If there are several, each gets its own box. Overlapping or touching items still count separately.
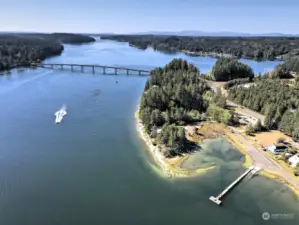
[135,109,215,178]
[136,108,299,198]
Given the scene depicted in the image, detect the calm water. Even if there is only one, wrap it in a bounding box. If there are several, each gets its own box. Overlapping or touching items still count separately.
[0,39,297,225]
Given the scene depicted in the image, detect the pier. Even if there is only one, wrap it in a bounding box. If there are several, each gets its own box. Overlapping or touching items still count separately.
[33,63,151,76]
[209,166,260,205]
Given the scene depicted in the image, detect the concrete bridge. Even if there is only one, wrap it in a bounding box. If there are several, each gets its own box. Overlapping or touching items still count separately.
[32,63,151,76]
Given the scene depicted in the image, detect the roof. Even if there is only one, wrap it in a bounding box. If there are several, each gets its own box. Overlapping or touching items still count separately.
[289,154,299,160]
[275,143,288,148]
[288,154,299,165]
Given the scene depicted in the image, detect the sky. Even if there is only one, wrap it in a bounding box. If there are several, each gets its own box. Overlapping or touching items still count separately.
[1,0,299,34]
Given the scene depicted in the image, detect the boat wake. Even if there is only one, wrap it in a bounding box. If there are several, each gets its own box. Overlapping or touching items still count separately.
[55,104,67,124]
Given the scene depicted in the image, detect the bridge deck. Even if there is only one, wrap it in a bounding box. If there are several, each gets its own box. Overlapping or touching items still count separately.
[37,63,150,73]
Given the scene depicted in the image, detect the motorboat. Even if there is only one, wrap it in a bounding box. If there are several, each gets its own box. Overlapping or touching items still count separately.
[55,105,67,124]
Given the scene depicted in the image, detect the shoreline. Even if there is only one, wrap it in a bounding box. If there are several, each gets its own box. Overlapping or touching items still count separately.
[260,170,299,198]
[182,50,236,59]
[135,109,216,178]
[224,128,253,168]
[135,108,299,197]
[224,126,299,198]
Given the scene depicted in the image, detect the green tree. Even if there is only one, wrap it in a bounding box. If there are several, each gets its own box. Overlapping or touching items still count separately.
[211,58,254,81]
[207,103,231,124]
[270,64,292,79]
[279,111,295,136]
[292,127,299,142]
[264,108,275,130]
[214,88,227,108]
[220,110,232,125]
[254,119,263,132]
[139,59,212,157]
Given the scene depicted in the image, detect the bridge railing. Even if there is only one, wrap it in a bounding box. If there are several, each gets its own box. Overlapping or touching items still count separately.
[34,63,151,76]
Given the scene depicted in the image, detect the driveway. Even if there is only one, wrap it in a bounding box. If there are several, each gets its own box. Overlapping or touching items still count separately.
[230,127,299,189]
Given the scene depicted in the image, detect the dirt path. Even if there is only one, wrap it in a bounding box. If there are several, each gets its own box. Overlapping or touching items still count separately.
[230,127,299,189]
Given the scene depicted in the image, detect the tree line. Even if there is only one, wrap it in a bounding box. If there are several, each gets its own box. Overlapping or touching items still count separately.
[228,79,299,141]
[0,33,95,71]
[20,33,96,44]
[276,57,299,74]
[101,35,299,60]
[0,35,63,71]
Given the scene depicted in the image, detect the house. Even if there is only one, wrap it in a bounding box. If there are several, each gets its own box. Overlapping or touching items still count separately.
[288,154,299,167]
[266,143,288,155]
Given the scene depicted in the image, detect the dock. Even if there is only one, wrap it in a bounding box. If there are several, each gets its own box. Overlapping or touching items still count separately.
[32,63,151,76]
[209,166,260,205]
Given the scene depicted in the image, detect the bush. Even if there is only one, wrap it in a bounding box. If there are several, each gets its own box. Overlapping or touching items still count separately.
[294,167,299,176]
[245,124,255,135]
[207,103,232,124]
[293,127,299,142]
[276,137,286,144]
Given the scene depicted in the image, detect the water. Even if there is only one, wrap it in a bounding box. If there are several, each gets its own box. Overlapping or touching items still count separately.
[0,39,297,225]
[43,38,282,74]
[181,138,244,170]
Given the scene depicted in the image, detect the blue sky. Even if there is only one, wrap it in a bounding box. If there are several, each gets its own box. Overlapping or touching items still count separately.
[1,0,299,34]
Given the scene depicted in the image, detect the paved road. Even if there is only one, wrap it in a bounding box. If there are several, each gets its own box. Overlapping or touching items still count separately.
[227,100,265,123]
[230,127,299,189]
[206,80,299,188]
[205,80,265,122]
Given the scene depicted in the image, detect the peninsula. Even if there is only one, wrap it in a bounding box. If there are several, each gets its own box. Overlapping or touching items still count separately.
[137,57,299,197]
[0,33,95,71]
[136,58,251,177]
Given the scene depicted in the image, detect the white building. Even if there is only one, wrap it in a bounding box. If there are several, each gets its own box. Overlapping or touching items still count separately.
[266,143,288,155]
[288,154,299,167]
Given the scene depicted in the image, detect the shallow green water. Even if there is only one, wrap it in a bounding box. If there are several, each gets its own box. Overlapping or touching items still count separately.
[181,138,243,170]
[0,39,298,225]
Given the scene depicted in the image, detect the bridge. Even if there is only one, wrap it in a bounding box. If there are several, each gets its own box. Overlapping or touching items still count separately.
[209,166,260,205]
[33,63,151,76]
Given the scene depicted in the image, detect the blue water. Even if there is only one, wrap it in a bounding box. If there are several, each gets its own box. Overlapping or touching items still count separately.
[0,39,297,225]
[44,38,282,74]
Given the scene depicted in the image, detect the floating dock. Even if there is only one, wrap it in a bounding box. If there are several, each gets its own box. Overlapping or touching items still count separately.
[209,166,260,205]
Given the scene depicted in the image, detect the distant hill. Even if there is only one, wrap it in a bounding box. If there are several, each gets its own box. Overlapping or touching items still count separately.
[0,32,96,44]
[133,30,299,37]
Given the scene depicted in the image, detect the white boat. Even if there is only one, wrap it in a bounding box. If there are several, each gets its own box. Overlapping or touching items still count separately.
[55,105,67,124]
